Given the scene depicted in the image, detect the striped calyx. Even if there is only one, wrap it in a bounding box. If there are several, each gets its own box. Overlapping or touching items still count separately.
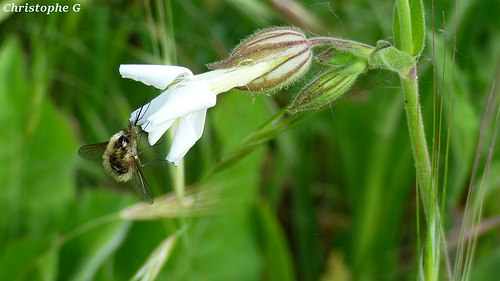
[288,69,360,115]
[208,27,312,92]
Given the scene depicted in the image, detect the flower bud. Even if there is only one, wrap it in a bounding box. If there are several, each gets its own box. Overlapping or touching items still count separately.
[208,27,312,92]
[288,69,360,114]
[317,47,359,66]
[317,47,368,75]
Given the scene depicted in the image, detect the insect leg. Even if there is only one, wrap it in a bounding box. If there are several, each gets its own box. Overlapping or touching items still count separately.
[139,158,170,167]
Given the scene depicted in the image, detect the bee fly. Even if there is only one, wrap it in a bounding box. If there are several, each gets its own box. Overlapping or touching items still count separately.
[78,104,154,204]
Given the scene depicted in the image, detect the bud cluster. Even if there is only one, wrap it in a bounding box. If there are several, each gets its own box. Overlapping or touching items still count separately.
[287,38,374,114]
[208,27,415,115]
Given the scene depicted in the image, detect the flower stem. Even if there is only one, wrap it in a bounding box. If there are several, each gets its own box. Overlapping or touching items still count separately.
[167,127,185,199]
[400,68,431,207]
[400,67,442,281]
[308,37,374,59]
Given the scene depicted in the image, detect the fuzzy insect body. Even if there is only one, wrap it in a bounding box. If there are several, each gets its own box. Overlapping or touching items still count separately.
[103,125,140,182]
[78,119,154,204]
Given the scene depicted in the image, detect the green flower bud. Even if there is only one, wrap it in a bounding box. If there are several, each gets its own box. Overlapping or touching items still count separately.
[316,47,368,75]
[208,27,312,92]
[317,47,359,66]
[288,69,360,115]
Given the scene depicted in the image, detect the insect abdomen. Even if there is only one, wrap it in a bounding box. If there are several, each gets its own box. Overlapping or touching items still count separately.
[109,153,128,174]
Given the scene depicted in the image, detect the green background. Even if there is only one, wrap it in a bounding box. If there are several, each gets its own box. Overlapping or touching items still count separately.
[0,0,499,280]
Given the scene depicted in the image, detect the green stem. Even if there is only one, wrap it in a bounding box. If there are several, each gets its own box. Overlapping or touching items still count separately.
[308,37,374,59]
[167,126,190,263]
[400,67,441,281]
[400,68,431,210]
[167,127,186,200]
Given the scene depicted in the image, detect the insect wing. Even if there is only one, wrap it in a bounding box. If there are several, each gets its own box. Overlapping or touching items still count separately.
[130,157,154,204]
[78,142,108,159]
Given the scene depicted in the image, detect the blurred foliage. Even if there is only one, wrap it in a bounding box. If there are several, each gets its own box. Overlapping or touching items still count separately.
[0,0,499,280]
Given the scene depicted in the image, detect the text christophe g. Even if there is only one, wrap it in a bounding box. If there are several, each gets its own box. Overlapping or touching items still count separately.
[3,3,81,15]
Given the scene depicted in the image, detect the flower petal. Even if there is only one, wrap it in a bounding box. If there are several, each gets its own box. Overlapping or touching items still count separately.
[147,80,216,127]
[166,109,207,165]
[130,80,217,126]
[142,119,175,145]
[130,89,171,125]
[120,64,192,90]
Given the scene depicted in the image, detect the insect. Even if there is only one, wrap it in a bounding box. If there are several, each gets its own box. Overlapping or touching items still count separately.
[78,105,154,204]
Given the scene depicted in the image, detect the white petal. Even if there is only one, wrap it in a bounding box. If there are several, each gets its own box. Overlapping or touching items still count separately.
[142,119,175,145]
[130,80,216,126]
[130,90,170,125]
[166,109,207,165]
[119,64,192,90]
[147,80,216,127]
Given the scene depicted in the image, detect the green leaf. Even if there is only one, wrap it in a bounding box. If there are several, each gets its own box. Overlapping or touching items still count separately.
[131,235,177,281]
[257,202,295,281]
[37,247,59,281]
[368,41,415,75]
[393,0,425,56]
[410,0,425,56]
[0,238,47,280]
[0,38,77,241]
[393,1,402,51]
[57,190,132,281]
[69,220,131,281]
[393,0,412,54]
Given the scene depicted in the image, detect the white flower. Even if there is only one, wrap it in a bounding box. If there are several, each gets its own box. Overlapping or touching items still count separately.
[120,61,279,165]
